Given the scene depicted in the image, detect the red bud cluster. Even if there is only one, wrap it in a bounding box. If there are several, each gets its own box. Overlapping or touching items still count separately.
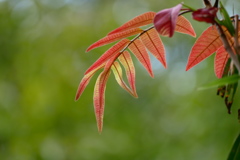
[192,7,218,24]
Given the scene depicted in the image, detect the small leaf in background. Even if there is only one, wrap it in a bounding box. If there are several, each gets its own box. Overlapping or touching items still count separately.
[128,39,154,77]
[192,7,218,24]
[198,74,240,90]
[227,133,240,160]
[153,3,182,37]
[108,12,156,35]
[219,1,235,36]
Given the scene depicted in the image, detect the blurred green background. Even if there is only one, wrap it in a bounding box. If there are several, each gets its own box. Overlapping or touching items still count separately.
[0,0,240,159]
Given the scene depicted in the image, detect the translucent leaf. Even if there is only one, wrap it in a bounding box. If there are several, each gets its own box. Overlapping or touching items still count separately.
[118,51,137,97]
[214,45,230,78]
[93,52,121,133]
[75,64,105,101]
[128,39,154,77]
[108,11,156,35]
[186,26,230,71]
[86,28,143,52]
[93,70,111,133]
[175,15,196,37]
[85,39,130,75]
[111,61,137,97]
[140,28,166,68]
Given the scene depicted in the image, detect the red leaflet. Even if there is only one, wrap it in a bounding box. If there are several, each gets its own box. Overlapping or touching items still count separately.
[93,70,111,133]
[86,28,143,52]
[118,51,137,97]
[75,64,105,101]
[93,52,121,133]
[214,45,229,78]
[186,26,225,71]
[175,16,196,37]
[108,12,156,35]
[140,28,166,68]
[214,31,237,78]
[128,39,154,77]
[111,61,137,97]
[85,39,130,75]
[192,7,218,24]
[153,3,182,37]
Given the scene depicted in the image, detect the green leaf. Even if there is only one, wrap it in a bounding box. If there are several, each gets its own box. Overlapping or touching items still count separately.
[198,74,240,90]
[227,133,240,160]
[219,1,235,36]
[181,3,196,11]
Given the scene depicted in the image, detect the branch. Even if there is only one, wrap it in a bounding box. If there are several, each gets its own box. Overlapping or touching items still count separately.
[215,23,240,73]
[203,0,212,8]
[214,0,219,8]
[234,15,239,55]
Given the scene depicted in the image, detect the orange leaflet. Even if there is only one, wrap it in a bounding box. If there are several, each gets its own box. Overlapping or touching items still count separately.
[93,70,111,133]
[86,28,143,52]
[186,26,230,71]
[75,64,105,101]
[175,16,196,37]
[214,45,230,78]
[111,61,137,97]
[85,39,130,75]
[140,28,166,68]
[118,51,137,97]
[128,39,154,77]
[93,52,121,133]
[214,32,237,78]
[108,12,156,35]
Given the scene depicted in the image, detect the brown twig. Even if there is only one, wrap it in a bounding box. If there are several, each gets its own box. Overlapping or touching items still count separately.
[203,0,212,8]
[215,22,240,73]
[234,15,239,55]
[214,0,219,8]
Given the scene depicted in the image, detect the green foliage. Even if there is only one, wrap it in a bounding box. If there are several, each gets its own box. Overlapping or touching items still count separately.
[218,1,235,36]
[228,133,240,160]
[199,75,240,90]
